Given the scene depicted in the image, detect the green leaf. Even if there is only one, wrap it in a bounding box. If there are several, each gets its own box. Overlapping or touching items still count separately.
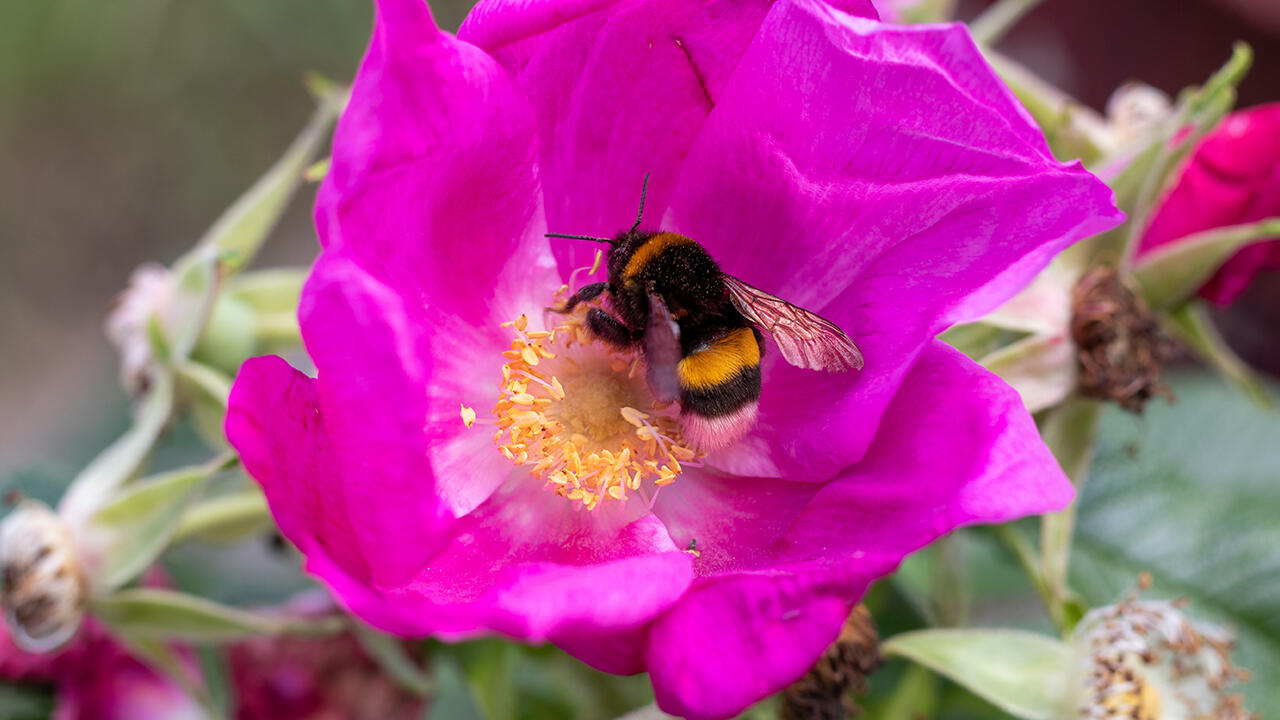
[1071,371,1280,712]
[1133,217,1280,310]
[93,588,344,643]
[58,372,175,525]
[1166,301,1273,409]
[882,629,1073,719]
[195,86,344,274]
[87,453,234,590]
[172,487,272,544]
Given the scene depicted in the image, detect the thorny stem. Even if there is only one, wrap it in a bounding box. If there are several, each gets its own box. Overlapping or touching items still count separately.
[969,0,1046,46]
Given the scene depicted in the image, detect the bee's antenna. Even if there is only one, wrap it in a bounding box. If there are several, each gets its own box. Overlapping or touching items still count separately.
[545,232,613,244]
[629,172,651,233]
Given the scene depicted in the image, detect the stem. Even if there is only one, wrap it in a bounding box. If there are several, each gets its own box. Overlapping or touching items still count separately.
[989,524,1052,611]
[1038,396,1101,635]
[935,534,971,627]
[969,0,1045,46]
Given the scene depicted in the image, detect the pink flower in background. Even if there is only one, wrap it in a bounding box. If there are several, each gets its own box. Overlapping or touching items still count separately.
[0,592,422,720]
[225,0,1121,717]
[229,592,424,720]
[1138,103,1280,305]
[0,621,204,720]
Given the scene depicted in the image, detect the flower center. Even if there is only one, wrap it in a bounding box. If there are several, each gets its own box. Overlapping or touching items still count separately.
[468,284,697,510]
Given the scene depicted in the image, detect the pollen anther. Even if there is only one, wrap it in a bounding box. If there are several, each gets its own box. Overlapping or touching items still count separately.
[483,302,698,509]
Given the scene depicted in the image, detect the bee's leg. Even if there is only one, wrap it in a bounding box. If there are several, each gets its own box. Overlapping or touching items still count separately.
[586,308,637,349]
[553,282,608,314]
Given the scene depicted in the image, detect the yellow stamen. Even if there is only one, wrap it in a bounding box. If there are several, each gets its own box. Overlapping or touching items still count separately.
[459,404,477,428]
[479,299,699,509]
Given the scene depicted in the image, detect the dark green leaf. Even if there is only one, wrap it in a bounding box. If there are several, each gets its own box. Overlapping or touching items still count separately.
[1071,371,1280,712]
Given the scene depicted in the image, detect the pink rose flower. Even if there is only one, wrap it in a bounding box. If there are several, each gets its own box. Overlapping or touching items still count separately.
[225,0,1121,716]
[1138,103,1280,305]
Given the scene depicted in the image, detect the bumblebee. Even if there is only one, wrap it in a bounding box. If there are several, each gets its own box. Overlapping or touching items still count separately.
[549,176,863,452]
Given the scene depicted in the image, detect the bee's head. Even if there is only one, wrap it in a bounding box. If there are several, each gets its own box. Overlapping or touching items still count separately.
[544,173,651,257]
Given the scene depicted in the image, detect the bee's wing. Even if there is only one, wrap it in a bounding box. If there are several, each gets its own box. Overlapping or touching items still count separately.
[643,291,683,403]
[722,275,864,372]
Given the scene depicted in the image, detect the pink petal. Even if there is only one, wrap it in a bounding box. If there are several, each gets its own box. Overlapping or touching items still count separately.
[461,0,878,278]
[1138,103,1280,305]
[667,2,1120,480]
[231,343,695,641]
[646,561,887,720]
[230,249,520,590]
[310,472,695,641]
[389,474,694,640]
[644,341,1071,718]
[317,0,557,325]
[226,355,374,584]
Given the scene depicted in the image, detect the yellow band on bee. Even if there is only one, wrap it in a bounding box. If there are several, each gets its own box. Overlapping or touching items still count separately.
[677,328,760,390]
[623,233,695,280]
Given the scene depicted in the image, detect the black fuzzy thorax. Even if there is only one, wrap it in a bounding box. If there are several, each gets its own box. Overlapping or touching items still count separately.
[607,229,754,356]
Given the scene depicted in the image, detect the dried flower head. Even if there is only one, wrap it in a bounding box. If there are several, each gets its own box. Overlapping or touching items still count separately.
[1073,593,1256,720]
[1071,267,1177,412]
[0,501,87,652]
[105,263,176,397]
[780,605,881,720]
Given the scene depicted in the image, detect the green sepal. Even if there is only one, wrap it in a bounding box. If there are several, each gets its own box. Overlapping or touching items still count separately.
[882,629,1074,720]
[894,0,957,23]
[1166,301,1273,409]
[226,268,307,351]
[93,588,345,643]
[1133,217,1280,310]
[166,245,226,366]
[190,294,256,376]
[1110,43,1253,264]
[175,362,235,451]
[58,372,175,525]
[172,487,272,545]
[980,333,1076,414]
[86,454,235,591]
[982,49,1109,165]
[194,84,345,276]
